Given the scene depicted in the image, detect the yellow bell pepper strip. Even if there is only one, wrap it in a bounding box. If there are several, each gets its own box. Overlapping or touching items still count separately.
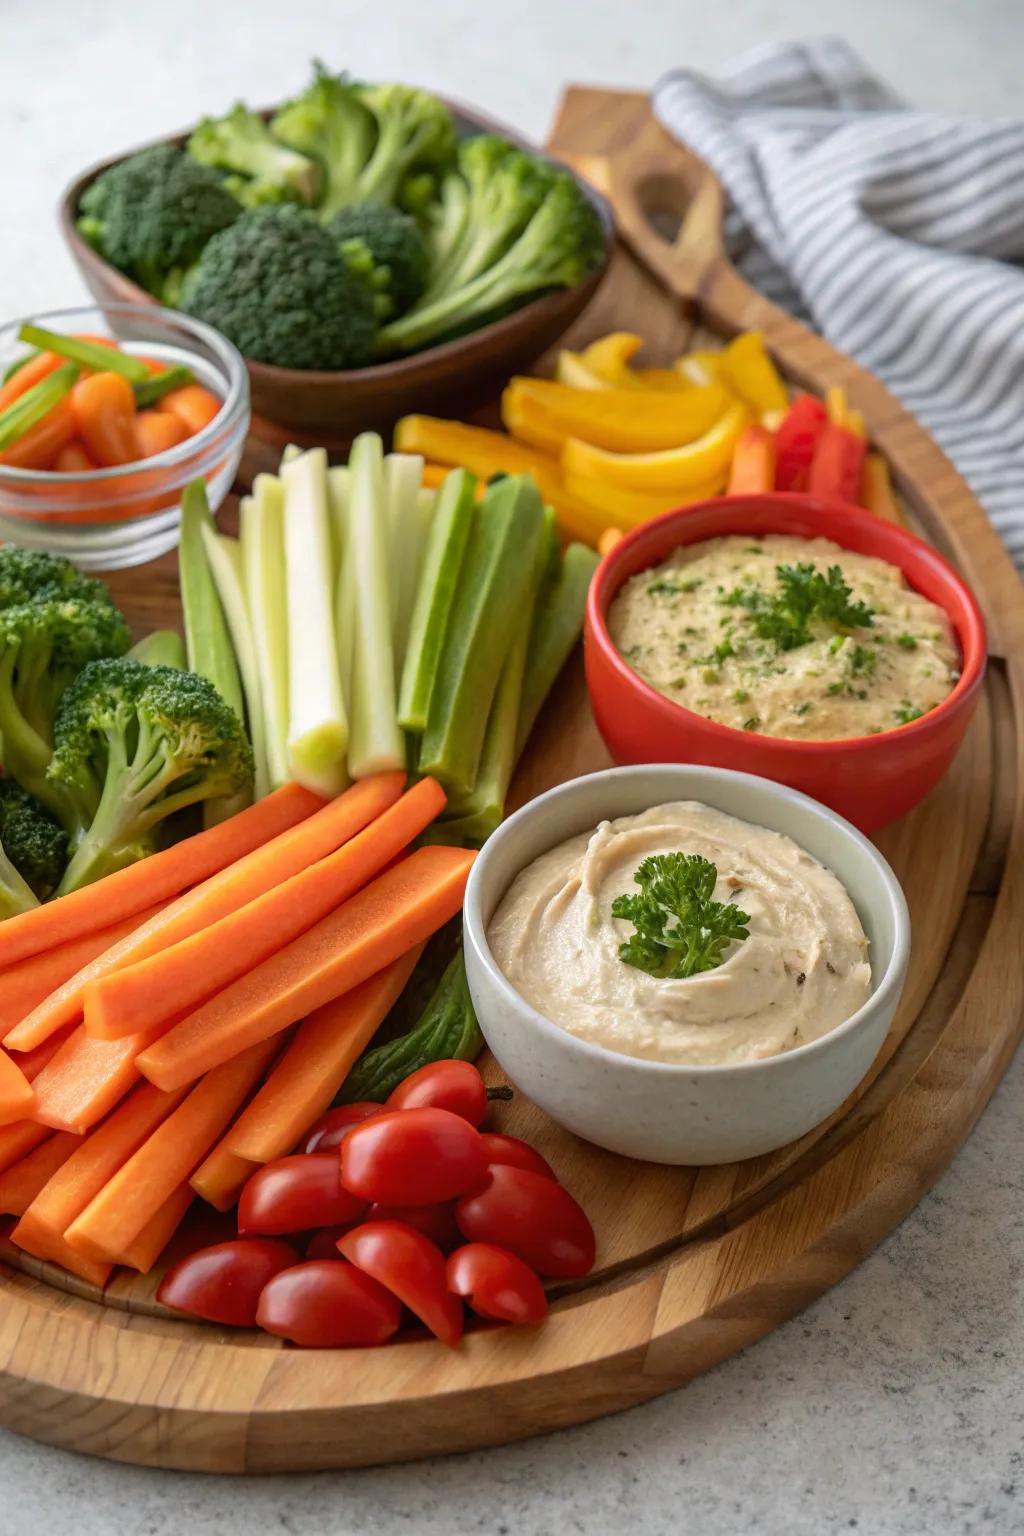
[561,399,749,493]
[562,467,724,525]
[630,368,693,392]
[727,424,777,496]
[502,377,731,454]
[676,349,725,385]
[825,386,848,426]
[579,332,644,381]
[861,453,903,523]
[808,420,867,504]
[774,394,829,492]
[720,332,789,416]
[555,351,610,390]
[845,408,866,438]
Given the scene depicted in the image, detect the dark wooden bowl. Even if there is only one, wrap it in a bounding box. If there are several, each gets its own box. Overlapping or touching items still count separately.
[59,98,612,440]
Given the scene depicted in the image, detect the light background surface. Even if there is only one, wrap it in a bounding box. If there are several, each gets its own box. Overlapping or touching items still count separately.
[2,1,1023,1530]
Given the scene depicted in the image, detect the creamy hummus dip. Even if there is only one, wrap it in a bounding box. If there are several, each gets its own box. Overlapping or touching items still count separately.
[487,801,872,1066]
[608,534,958,740]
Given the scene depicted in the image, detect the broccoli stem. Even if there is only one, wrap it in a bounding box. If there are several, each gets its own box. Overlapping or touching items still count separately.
[0,840,40,918]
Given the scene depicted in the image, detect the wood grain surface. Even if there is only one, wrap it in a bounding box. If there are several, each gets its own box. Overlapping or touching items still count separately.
[0,87,1021,1473]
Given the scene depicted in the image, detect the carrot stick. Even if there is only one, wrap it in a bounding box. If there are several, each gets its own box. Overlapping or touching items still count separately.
[727,424,776,496]
[0,909,154,1039]
[8,1023,79,1083]
[117,1184,194,1273]
[87,777,443,1042]
[30,1021,167,1134]
[11,1081,187,1268]
[0,351,64,412]
[0,781,322,972]
[225,946,423,1164]
[16,1226,112,1289]
[0,1133,81,1216]
[190,1142,259,1212]
[0,1051,35,1126]
[137,847,476,1092]
[1,780,362,1052]
[0,1121,50,1176]
[64,1038,279,1264]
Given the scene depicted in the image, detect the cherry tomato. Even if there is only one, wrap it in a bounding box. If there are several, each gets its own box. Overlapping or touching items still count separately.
[341,1107,487,1207]
[479,1133,556,1181]
[305,1223,361,1260]
[156,1238,299,1327]
[368,1201,460,1249]
[455,1165,596,1278]
[386,1060,487,1126]
[338,1219,463,1347]
[256,1260,401,1347]
[238,1154,367,1236]
[446,1243,548,1326]
[304,1102,383,1153]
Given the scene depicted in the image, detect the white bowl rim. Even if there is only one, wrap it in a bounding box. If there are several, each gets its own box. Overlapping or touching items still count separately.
[463,762,911,1080]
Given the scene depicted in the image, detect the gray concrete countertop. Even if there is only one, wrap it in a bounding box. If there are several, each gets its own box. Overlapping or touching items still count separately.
[2,2,1023,1530]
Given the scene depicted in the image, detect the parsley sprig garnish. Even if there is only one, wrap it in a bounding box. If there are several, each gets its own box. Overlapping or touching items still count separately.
[611,853,750,980]
[725,563,874,651]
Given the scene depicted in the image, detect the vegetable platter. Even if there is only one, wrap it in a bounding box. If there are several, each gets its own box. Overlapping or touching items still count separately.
[0,86,1022,1474]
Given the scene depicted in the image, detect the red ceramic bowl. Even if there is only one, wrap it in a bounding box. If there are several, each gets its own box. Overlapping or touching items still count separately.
[584,495,987,832]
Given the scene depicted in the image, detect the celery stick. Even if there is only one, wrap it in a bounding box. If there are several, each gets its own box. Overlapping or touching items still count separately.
[346,433,405,778]
[18,323,150,382]
[199,525,271,800]
[327,465,351,596]
[515,541,599,758]
[281,449,349,797]
[327,467,355,718]
[240,474,290,789]
[0,362,78,449]
[397,469,476,734]
[419,475,544,797]
[132,364,194,408]
[128,630,186,669]
[280,443,303,469]
[384,452,425,678]
[178,480,245,720]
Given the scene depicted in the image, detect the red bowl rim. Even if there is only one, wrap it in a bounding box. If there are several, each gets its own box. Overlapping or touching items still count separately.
[586,493,988,757]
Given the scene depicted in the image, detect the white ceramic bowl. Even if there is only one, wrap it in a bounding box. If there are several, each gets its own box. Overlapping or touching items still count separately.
[463,765,910,1165]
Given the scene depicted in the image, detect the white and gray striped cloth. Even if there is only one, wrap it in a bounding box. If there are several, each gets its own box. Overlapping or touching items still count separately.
[653,37,1024,573]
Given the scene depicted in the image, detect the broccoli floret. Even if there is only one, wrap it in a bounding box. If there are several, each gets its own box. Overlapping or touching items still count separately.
[188,103,320,208]
[354,83,456,208]
[0,597,131,820]
[379,169,606,354]
[271,64,378,217]
[423,137,555,301]
[77,145,240,302]
[181,204,377,370]
[325,202,428,319]
[48,660,254,895]
[0,546,115,611]
[0,780,68,901]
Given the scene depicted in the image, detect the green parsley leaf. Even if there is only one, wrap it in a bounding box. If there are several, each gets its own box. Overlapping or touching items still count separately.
[725,563,874,652]
[611,853,750,980]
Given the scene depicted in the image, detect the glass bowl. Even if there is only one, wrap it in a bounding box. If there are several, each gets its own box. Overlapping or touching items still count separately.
[0,304,250,569]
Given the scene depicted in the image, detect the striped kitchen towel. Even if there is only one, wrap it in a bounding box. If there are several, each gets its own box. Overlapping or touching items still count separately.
[653,37,1024,572]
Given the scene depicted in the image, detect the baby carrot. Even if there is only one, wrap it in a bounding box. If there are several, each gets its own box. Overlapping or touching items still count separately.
[71,372,138,467]
[161,384,222,436]
[135,409,188,458]
[0,399,77,470]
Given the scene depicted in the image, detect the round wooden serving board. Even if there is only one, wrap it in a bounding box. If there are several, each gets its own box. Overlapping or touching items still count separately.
[1,88,1022,1473]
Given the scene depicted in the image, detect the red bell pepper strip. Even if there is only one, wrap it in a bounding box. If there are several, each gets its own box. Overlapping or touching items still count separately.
[808,420,868,504]
[774,394,828,493]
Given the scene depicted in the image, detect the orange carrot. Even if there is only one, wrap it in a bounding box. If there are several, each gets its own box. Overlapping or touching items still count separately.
[71,371,137,467]
[190,1141,259,1212]
[226,947,423,1164]
[160,384,222,436]
[137,846,476,1092]
[134,409,188,459]
[0,1050,35,1126]
[861,453,903,523]
[52,439,100,473]
[64,1038,280,1264]
[11,1081,187,1269]
[9,1023,79,1083]
[87,777,443,1042]
[0,1121,50,1176]
[727,423,777,496]
[0,1133,81,1216]
[7,775,397,1054]
[0,351,65,412]
[0,909,152,1038]
[30,1021,167,1134]
[597,527,624,558]
[118,1183,194,1273]
[16,1226,112,1289]
[0,780,322,993]
[0,399,77,470]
